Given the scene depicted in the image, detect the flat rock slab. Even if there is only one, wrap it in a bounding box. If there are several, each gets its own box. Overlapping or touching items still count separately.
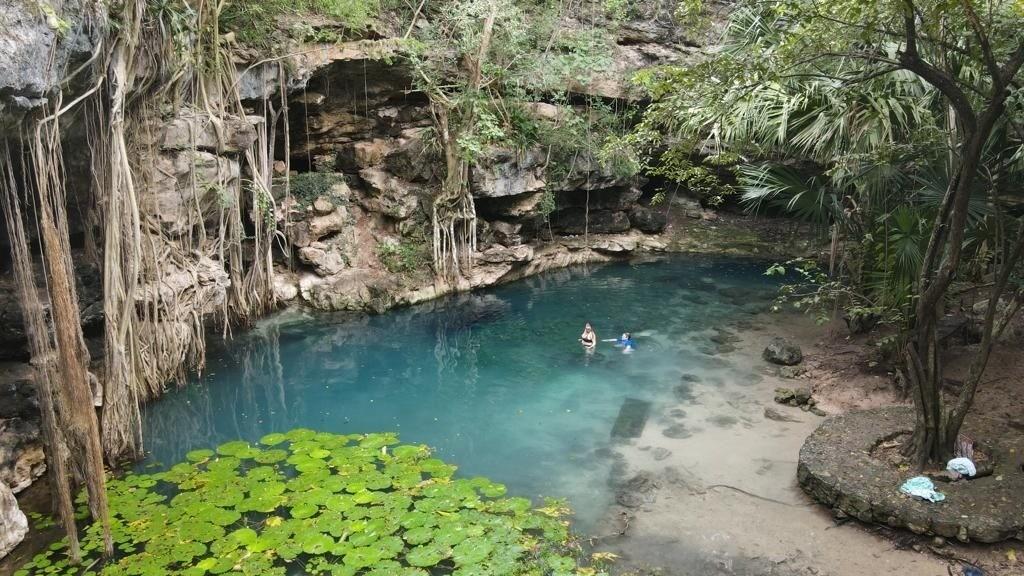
[611,397,651,438]
[798,406,1024,543]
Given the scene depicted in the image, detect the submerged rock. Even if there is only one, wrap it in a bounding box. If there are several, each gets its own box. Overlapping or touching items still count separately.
[662,424,692,439]
[615,472,659,508]
[763,337,803,365]
[764,407,802,423]
[0,480,27,559]
[778,365,808,379]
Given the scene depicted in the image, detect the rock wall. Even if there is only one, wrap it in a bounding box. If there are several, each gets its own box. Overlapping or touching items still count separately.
[265,12,690,313]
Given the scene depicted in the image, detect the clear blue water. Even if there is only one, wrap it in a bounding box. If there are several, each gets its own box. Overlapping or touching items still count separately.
[141,257,781,532]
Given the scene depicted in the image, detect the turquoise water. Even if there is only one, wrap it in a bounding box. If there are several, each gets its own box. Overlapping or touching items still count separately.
[141,257,781,532]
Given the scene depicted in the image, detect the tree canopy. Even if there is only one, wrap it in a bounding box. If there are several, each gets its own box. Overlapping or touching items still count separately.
[635,0,1024,464]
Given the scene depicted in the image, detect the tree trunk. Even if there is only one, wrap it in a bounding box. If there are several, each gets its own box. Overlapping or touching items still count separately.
[903,101,1016,466]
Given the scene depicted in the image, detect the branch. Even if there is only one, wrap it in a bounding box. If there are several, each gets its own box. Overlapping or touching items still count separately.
[898,1,978,131]
[959,0,1001,81]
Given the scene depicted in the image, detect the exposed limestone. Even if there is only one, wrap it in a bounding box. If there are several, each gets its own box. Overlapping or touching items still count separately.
[471,148,547,198]
[551,209,631,235]
[0,0,96,117]
[0,366,44,494]
[143,149,241,236]
[358,167,423,221]
[155,113,260,154]
[0,480,28,560]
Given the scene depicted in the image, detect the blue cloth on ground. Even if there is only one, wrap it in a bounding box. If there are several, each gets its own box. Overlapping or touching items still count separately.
[946,457,976,478]
[899,476,945,502]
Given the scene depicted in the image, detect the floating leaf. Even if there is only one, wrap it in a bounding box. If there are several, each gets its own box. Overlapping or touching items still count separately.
[260,432,288,446]
[14,430,583,576]
[405,543,450,567]
[186,449,215,462]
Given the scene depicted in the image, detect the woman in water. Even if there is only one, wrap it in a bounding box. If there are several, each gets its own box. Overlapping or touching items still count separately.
[579,322,597,348]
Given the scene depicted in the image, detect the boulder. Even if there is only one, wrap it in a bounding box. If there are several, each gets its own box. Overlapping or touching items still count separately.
[477,245,533,265]
[629,205,668,233]
[486,220,522,247]
[312,196,335,215]
[307,208,349,241]
[763,337,803,365]
[470,148,546,198]
[793,387,813,405]
[352,138,394,169]
[0,417,44,494]
[273,275,299,302]
[0,480,27,559]
[298,243,348,277]
[358,167,422,220]
[778,365,808,379]
[382,129,441,183]
[774,387,795,404]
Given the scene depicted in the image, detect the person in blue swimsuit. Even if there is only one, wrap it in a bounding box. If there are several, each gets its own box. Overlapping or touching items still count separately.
[604,332,636,352]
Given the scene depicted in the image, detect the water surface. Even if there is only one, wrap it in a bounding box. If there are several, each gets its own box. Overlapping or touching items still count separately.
[142,257,781,531]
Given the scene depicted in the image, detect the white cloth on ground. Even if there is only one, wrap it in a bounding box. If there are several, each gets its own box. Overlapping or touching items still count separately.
[946,457,977,478]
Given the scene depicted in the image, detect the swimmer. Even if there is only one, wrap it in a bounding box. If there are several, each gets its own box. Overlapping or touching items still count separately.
[579,322,597,348]
[604,332,636,352]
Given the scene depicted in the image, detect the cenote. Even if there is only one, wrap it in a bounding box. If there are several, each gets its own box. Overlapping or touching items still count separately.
[141,257,782,532]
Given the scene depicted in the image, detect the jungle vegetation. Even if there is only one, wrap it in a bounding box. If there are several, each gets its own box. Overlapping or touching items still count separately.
[631,0,1024,465]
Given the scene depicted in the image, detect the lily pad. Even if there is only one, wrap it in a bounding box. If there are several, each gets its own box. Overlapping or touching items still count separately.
[405,543,450,567]
[14,430,587,576]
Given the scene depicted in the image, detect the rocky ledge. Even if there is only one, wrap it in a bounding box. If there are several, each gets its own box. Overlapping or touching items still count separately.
[798,406,1024,543]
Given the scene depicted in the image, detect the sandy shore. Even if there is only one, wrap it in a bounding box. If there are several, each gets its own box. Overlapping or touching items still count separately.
[589,312,966,576]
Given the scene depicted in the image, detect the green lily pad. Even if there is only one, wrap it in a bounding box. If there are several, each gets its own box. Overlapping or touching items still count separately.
[260,432,288,446]
[343,545,382,568]
[291,503,318,519]
[216,440,253,457]
[299,532,334,555]
[403,525,433,545]
[406,543,450,567]
[452,536,494,566]
[16,430,586,576]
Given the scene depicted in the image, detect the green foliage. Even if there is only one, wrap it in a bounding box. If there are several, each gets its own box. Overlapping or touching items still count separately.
[649,147,736,207]
[15,431,600,576]
[541,97,641,186]
[766,258,879,326]
[378,237,430,275]
[218,0,382,48]
[37,2,72,37]
[289,173,343,206]
[538,189,557,219]
[633,0,1024,337]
